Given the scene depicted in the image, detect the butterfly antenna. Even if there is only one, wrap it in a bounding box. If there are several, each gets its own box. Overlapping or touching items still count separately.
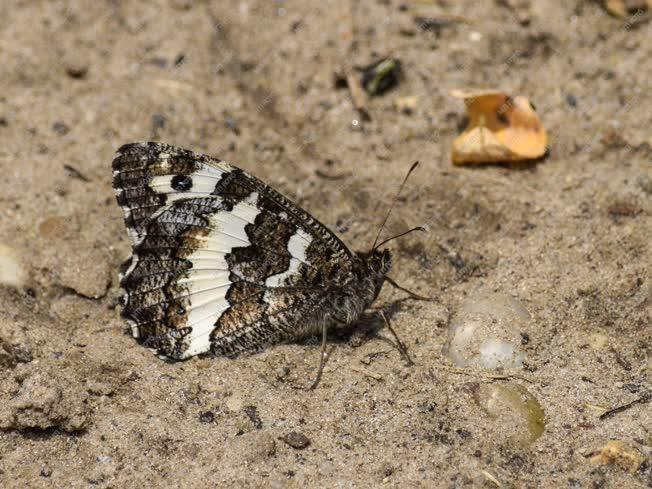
[374,226,426,250]
[371,161,420,250]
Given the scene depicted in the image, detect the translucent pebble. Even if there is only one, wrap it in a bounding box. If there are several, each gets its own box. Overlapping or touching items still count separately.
[474,383,545,444]
[443,292,530,369]
[0,244,26,288]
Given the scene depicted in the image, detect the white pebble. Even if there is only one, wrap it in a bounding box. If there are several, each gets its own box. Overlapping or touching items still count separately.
[443,292,530,369]
[0,244,26,288]
[469,31,483,42]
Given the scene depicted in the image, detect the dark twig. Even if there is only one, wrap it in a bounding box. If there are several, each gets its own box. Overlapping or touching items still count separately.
[599,391,651,420]
[63,164,91,182]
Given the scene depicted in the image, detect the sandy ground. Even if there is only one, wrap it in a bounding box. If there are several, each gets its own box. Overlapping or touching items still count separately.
[0,0,650,487]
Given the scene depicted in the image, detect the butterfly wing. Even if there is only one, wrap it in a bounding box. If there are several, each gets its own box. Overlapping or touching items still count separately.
[112,142,356,359]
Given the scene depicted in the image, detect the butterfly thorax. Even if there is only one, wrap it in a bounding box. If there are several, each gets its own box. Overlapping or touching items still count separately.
[329,248,392,323]
[355,248,392,297]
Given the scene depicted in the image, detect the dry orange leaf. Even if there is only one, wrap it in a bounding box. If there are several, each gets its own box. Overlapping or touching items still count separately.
[603,0,652,18]
[451,89,547,164]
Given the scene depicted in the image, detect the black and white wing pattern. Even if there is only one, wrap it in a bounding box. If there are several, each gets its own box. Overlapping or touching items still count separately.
[112,142,358,360]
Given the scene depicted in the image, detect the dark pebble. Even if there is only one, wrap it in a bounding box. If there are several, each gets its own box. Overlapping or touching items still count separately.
[281,431,311,449]
[199,411,215,423]
[566,94,578,108]
[151,114,166,130]
[149,57,168,68]
[52,121,70,135]
[65,64,88,79]
[243,405,262,429]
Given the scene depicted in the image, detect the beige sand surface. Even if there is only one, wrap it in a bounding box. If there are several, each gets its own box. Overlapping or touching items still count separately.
[0,1,650,487]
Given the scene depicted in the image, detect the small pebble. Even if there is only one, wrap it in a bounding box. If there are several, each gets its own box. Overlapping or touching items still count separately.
[243,405,262,429]
[64,61,89,79]
[443,292,530,369]
[474,383,545,444]
[199,411,215,423]
[281,431,311,449]
[226,394,243,412]
[565,94,578,108]
[393,95,418,114]
[0,339,32,368]
[637,175,652,194]
[469,31,482,42]
[0,243,26,288]
[586,332,609,350]
[151,114,166,131]
[52,121,70,135]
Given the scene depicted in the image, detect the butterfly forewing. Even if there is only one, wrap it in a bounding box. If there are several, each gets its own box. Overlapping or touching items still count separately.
[112,142,355,359]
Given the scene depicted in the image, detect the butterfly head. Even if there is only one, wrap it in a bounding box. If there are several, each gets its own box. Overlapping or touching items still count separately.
[360,248,393,277]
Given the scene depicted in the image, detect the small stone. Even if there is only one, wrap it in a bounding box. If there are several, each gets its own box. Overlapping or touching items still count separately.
[64,61,89,79]
[38,216,69,239]
[226,394,243,412]
[443,292,531,369]
[242,433,277,463]
[637,175,652,194]
[393,95,418,114]
[86,381,114,397]
[0,243,26,288]
[587,332,609,350]
[0,369,89,433]
[608,200,641,218]
[0,338,32,368]
[151,114,166,131]
[474,383,545,444]
[52,121,70,135]
[57,250,111,299]
[243,405,263,429]
[199,411,215,423]
[281,431,311,449]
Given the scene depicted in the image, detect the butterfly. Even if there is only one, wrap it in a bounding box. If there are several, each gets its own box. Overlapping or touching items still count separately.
[112,142,425,386]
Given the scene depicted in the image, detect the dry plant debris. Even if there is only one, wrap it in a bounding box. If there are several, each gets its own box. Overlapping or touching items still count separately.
[603,0,651,18]
[588,440,645,472]
[451,89,547,165]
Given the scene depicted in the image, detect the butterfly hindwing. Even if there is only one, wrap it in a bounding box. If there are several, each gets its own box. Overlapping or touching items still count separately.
[112,142,355,359]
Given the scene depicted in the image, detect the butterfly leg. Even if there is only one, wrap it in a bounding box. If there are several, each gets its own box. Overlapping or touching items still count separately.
[380,310,414,366]
[309,314,349,390]
[309,321,329,390]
